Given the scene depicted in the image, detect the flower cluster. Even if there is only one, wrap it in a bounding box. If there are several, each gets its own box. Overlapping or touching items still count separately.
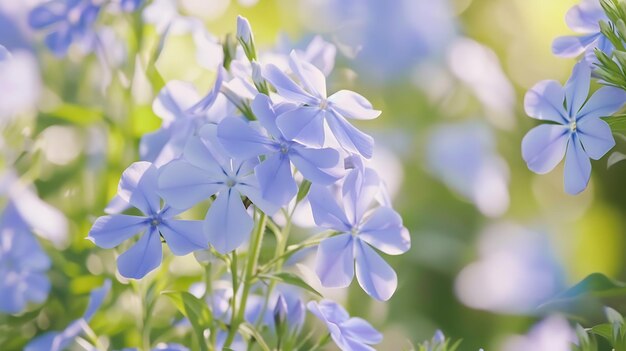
[522,0,626,194]
[84,14,410,351]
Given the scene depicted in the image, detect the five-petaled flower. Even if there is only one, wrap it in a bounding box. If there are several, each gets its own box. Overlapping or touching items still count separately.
[88,162,208,279]
[309,164,410,301]
[308,299,382,351]
[522,61,626,194]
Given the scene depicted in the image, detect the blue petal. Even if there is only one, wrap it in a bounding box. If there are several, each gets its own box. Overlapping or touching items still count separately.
[187,67,223,115]
[255,153,297,207]
[524,80,568,124]
[217,117,273,159]
[577,117,615,160]
[118,162,161,216]
[204,189,253,254]
[251,94,282,138]
[342,168,380,225]
[521,124,569,174]
[117,228,163,279]
[44,27,73,57]
[329,90,381,120]
[185,126,230,170]
[88,215,148,249]
[158,160,223,210]
[24,332,59,351]
[565,0,605,32]
[139,127,172,164]
[159,219,208,255]
[153,81,200,124]
[315,234,355,288]
[84,279,111,321]
[276,107,326,147]
[564,134,592,195]
[263,64,318,105]
[341,317,383,345]
[552,34,598,58]
[326,111,375,158]
[578,86,626,121]
[289,145,342,184]
[564,61,591,115]
[359,207,410,255]
[355,240,397,301]
[308,184,351,230]
[22,272,51,305]
[235,175,281,215]
[28,2,65,29]
[288,51,327,99]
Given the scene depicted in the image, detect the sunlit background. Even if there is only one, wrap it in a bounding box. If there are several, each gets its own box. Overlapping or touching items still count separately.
[2,0,624,349]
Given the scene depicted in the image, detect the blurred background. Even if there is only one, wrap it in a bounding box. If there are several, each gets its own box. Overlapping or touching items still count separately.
[2,0,624,349]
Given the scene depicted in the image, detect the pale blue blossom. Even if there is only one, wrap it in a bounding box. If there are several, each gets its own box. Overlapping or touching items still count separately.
[88,162,208,279]
[522,61,626,194]
[502,315,576,351]
[308,299,382,351]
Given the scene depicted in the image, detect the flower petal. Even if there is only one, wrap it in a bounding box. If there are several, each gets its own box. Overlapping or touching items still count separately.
[84,280,112,321]
[204,189,253,254]
[217,117,272,159]
[552,34,599,58]
[359,207,410,255]
[326,111,375,158]
[289,145,342,184]
[577,117,615,160]
[28,2,65,29]
[263,64,317,105]
[251,94,282,138]
[355,240,397,301]
[578,86,626,121]
[564,61,591,115]
[117,228,163,279]
[158,160,223,210]
[288,51,327,99]
[276,107,326,147]
[329,90,381,120]
[341,317,383,345]
[118,161,161,216]
[159,219,208,255]
[255,153,297,207]
[564,134,592,195]
[153,80,200,124]
[88,215,148,249]
[565,0,604,32]
[315,234,355,288]
[342,168,380,225]
[524,80,568,124]
[521,124,569,174]
[308,184,351,230]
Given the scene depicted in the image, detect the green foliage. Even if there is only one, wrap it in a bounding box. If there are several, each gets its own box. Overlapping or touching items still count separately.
[162,291,213,351]
[258,272,322,297]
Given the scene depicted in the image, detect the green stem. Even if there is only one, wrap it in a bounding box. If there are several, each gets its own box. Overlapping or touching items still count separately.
[224,212,267,348]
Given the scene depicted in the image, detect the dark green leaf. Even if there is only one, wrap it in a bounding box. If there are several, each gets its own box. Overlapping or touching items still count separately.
[296,180,312,203]
[162,291,212,351]
[604,115,626,132]
[259,272,322,297]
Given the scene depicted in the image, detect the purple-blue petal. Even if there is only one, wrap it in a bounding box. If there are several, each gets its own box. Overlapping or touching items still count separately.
[263,64,318,105]
[564,134,592,195]
[355,240,397,301]
[289,145,342,184]
[577,117,615,160]
[204,189,253,254]
[255,153,297,207]
[118,161,161,216]
[159,219,208,255]
[276,107,326,147]
[315,234,355,288]
[88,214,148,249]
[308,184,351,230]
[117,227,163,279]
[328,90,381,120]
[564,61,591,115]
[251,94,282,138]
[326,111,375,158]
[217,117,273,159]
[521,124,569,174]
[158,160,223,210]
[524,80,568,124]
[578,86,626,121]
[359,207,410,255]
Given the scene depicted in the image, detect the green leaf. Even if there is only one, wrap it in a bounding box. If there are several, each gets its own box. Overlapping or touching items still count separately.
[240,323,271,351]
[552,273,626,300]
[44,103,103,125]
[604,115,626,132]
[162,291,212,351]
[296,180,312,203]
[591,323,613,341]
[258,272,322,297]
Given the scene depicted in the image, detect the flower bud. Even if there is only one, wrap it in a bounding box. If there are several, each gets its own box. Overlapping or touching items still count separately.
[236,15,257,61]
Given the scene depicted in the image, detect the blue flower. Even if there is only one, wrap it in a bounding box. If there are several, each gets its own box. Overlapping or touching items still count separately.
[88,162,208,279]
[25,280,111,351]
[0,202,51,314]
[28,0,102,57]
[308,165,410,301]
[552,0,613,64]
[217,94,342,207]
[522,61,626,194]
[141,71,223,167]
[263,51,381,158]
[307,299,382,351]
[158,124,279,254]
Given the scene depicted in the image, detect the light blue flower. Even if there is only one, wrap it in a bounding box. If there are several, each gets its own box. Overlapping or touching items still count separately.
[307,299,382,351]
[522,61,626,194]
[141,71,223,167]
[217,94,342,207]
[263,51,381,158]
[88,162,208,279]
[28,0,102,57]
[0,202,51,314]
[309,165,410,301]
[25,280,111,351]
[158,124,279,254]
[552,0,613,64]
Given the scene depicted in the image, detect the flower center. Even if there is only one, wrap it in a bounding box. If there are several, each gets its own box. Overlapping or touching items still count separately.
[569,120,577,133]
[319,99,329,110]
[150,215,161,227]
[226,178,237,188]
[279,142,290,154]
[350,226,359,237]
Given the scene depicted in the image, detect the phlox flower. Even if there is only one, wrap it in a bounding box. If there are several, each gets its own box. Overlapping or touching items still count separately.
[263,51,381,158]
[25,280,111,351]
[217,94,342,207]
[140,71,223,167]
[307,299,382,351]
[552,0,613,64]
[309,165,410,301]
[0,202,51,314]
[502,315,575,351]
[522,61,626,194]
[28,0,102,57]
[88,162,208,279]
[158,124,279,254]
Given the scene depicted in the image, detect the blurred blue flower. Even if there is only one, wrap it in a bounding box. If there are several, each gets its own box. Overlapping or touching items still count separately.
[141,71,223,167]
[264,51,381,158]
[0,202,51,314]
[522,61,626,194]
[0,46,41,122]
[158,124,279,254]
[26,279,111,351]
[309,165,410,301]
[28,0,102,57]
[217,94,342,207]
[552,0,613,64]
[307,299,382,351]
[502,315,575,351]
[119,0,144,12]
[88,162,208,279]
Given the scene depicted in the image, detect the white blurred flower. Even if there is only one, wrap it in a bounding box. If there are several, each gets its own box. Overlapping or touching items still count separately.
[0,48,41,122]
[501,315,575,351]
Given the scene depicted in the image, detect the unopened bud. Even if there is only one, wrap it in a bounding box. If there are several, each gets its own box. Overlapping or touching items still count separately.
[236,16,257,61]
